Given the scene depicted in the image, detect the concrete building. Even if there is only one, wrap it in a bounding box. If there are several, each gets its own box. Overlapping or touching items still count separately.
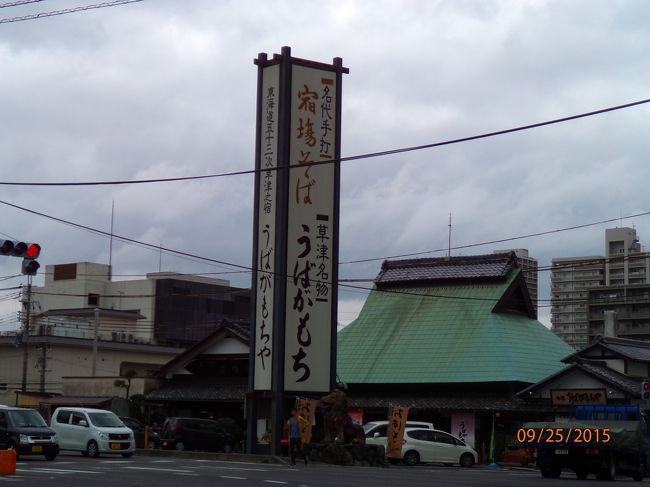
[551,228,650,349]
[29,262,250,346]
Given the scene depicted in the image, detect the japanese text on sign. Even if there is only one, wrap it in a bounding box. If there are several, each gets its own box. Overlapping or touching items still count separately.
[386,405,409,459]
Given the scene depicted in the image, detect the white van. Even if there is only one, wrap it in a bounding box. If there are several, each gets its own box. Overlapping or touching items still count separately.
[364,420,434,446]
[50,407,135,458]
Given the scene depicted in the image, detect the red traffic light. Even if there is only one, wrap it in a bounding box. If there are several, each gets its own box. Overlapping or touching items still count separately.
[644,382,650,392]
[25,243,41,259]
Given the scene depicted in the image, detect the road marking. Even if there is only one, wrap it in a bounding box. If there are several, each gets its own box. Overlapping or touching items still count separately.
[196,465,269,472]
[174,473,199,477]
[149,460,175,463]
[263,481,287,485]
[17,468,102,475]
[123,466,195,474]
[221,476,247,480]
[100,460,133,463]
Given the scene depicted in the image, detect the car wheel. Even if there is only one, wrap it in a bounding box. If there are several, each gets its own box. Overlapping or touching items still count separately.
[45,453,57,461]
[403,450,419,466]
[86,440,100,458]
[175,441,185,451]
[121,453,133,459]
[460,453,474,468]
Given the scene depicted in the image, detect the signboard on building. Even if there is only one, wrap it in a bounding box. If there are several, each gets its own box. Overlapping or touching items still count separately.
[551,388,607,405]
[451,413,475,448]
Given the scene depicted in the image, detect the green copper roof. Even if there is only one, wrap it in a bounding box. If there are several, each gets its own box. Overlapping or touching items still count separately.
[337,270,573,384]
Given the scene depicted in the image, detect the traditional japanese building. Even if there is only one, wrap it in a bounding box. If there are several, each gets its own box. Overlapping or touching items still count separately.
[337,251,573,463]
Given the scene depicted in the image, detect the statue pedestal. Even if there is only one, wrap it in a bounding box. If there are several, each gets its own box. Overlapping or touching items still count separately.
[303,443,388,467]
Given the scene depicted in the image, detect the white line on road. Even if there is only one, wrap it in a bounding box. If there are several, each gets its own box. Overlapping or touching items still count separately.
[149,460,175,463]
[123,466,195,474]
[100,460,133,463]
[17,468,102,475]
[220,476,247,480]
[263,481,288,485]
[174,473,200,476]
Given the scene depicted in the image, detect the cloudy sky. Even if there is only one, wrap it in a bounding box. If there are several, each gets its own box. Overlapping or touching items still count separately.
[1,0,649,332]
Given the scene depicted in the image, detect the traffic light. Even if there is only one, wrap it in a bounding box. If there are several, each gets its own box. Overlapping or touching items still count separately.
[21,258,40,276]
[642,380,650,403]
[0,240,40,258]
[1,240,41,275]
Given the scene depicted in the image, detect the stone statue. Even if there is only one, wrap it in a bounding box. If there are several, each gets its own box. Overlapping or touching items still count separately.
[319,388,365,445]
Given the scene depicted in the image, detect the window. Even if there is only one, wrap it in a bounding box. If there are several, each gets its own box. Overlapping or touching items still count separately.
[88,293,99,306]
[0,383,6,391]
[433,432,455,444]
[367,425,388,438]
[71,412,86,426]
[53,263,77,281]
[0,412,7,428]
[56,410,71,424]
[408,430,429,441]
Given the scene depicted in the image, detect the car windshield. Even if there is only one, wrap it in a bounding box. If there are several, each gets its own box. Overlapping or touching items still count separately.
[87,412,124,428]
[8,410,47,428]
[362,423,378,433]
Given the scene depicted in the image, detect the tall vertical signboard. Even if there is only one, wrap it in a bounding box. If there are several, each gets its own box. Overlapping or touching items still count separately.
[249,47,347,454]
[253,62,279,391]
[284,64,339,392]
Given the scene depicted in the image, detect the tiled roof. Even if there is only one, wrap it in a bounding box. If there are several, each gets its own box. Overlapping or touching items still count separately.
[337,268,573,385]
[516,361,641,398]
[578,362,641,397]
[375,252,516,286]
[563,336,650,364]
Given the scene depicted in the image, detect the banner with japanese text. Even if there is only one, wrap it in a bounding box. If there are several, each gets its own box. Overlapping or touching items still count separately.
[253,63,279,390]
[284,64,338,392]
[296,398,317,444]
[451,413,475,448]
[386,405,409,458]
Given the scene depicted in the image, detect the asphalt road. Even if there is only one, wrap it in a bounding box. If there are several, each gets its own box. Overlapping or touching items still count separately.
[3,453,649,486]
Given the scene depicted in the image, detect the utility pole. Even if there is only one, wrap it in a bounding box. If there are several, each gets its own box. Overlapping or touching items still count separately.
[39,345,48,393]
[92,307,99,377]
[21,277,32,393]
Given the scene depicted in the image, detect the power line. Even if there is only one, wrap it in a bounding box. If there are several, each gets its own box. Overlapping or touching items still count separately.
[340,210,650,264]
[0,0,142,24]
[0,199,248,272]
[0,0,46,8]
[0,98,648,186]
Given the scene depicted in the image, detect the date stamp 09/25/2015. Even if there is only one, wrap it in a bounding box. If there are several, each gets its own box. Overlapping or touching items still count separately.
[516,427,612,444]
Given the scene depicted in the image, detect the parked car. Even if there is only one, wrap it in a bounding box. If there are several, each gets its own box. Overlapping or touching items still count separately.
[160,417,233,452]
[0,405,58,461]
[364,420,434,446]
[120,417,159,449]
[50,407,135,458]
[400,428,477,467]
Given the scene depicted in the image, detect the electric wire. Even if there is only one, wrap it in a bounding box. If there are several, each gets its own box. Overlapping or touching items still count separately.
[0,98,647,186]
[0,0,46,7]
[0,0,142,24]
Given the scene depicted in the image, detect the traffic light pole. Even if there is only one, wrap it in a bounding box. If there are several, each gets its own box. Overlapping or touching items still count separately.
[21,278,32,394]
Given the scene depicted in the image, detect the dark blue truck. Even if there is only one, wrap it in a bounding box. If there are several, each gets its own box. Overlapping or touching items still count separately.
[520,405,650,481]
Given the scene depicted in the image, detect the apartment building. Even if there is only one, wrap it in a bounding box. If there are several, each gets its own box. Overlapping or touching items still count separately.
[551,228,650,349]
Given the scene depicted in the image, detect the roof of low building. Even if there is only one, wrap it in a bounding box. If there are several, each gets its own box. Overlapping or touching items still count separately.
[563,336,650,364]
[338,262,573,385]
[375,252,516,286]
[516,360,641,398]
